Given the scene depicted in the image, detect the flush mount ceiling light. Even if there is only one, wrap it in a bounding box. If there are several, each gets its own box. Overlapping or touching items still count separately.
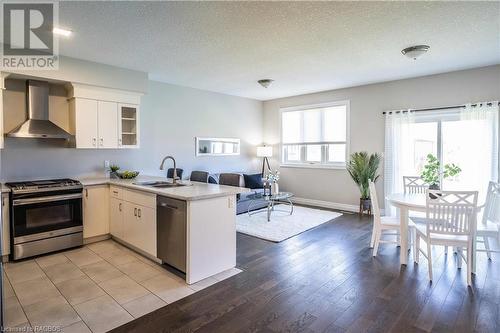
[401,45,430,60]
[53,27,72,37]
[258,79,274,88]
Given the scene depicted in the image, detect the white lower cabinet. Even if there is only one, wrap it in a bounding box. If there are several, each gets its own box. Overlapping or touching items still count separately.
[109,188,156,257]
[130,205,156,257]
[110,197,124,239]
[83,185,110,238]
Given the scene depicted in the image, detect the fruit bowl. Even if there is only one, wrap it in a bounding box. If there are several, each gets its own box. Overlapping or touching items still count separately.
[117,171,140,179]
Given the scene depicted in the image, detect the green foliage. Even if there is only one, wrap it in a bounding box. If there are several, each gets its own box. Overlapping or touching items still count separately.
[347,152,381,199]
[118,170,140,179]
[110,164,120,172]
[420,154,461,186]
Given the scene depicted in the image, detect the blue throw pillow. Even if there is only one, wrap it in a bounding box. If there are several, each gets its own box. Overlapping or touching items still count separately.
[244,173,264,189]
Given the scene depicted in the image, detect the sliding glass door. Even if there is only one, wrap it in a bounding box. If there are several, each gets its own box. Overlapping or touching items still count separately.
[398,108,498,201]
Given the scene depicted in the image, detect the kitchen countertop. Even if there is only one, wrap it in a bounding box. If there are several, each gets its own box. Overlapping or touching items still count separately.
[79,175,249,201]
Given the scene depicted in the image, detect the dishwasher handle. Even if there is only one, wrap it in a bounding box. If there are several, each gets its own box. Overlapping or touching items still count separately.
[159,202,178,210]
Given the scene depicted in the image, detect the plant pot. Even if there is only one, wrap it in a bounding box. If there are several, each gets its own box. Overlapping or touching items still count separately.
[428,184,440,199]
[110,171,119,179]
[359,198,372,216]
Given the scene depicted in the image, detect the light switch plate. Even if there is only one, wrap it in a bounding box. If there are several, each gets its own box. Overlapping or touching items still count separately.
[104,160,110,169]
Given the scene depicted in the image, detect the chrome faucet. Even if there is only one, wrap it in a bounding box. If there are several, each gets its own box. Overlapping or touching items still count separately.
[159,156,178,184]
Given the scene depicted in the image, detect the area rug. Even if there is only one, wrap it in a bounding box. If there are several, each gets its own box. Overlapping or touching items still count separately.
[236,205,342,242]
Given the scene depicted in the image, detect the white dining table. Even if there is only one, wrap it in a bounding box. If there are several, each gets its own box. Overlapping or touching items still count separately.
[385,193,426,265]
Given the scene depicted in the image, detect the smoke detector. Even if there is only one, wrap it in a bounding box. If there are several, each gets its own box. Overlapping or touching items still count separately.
[258,79,274,88]
[401,45,430,60]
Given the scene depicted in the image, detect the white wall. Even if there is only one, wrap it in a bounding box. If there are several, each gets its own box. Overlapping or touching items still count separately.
[1,64,263,181]
[263,65,500,209]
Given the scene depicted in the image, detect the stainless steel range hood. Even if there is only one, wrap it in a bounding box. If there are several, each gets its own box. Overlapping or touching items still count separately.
[7,80,72,139]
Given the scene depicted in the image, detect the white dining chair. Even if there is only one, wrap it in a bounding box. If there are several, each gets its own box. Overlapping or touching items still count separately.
[369,181,414,256]
[412,190,478,286]
[476,181,500,260]
[403,176,429,194]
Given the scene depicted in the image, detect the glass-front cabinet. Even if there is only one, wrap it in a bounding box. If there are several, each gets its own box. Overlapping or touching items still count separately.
[118,104,140,148]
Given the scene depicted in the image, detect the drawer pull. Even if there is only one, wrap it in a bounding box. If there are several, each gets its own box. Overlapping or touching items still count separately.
[138,208,141,218]
[134,208,137,217]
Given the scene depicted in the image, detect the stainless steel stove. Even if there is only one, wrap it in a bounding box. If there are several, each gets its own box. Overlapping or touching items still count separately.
[6,179,83,260]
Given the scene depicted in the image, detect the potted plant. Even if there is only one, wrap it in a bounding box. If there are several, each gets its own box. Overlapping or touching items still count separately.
[421,154,461,197]
[347,152,381,215]
[109,164,120,179]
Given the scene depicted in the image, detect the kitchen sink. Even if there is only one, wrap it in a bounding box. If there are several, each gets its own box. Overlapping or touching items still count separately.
[133,181,191,187]
[152,183,191,188]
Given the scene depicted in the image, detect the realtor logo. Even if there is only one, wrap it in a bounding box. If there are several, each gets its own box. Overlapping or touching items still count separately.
[1,1,59,70]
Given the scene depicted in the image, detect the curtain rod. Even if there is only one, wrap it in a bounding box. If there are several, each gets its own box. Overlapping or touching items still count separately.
[382,102,500,115]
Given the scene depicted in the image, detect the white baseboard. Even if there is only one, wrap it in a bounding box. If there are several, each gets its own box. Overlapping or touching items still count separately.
[291,197,384,215]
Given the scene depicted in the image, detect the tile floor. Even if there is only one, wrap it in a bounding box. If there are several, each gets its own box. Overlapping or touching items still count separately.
[3,239,241,333]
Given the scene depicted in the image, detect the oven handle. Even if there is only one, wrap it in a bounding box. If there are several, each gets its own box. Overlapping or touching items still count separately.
[13,193,83,206]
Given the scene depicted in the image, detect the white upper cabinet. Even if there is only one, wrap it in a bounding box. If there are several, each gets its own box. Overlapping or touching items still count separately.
[69,83,142,149]
[98,101,118,149]
[118,104,140,148]
[71,98,99,148]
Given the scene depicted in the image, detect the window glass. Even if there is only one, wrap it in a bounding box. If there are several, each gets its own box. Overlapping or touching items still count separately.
[281,102,349,166]
[306,145,322,162]
[328,144,346,163]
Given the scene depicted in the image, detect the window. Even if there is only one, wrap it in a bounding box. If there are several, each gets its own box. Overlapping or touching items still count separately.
[281,101,349,168]
[396,108,498,202]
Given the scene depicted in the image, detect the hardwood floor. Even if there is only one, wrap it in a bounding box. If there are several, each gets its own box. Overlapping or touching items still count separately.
[112,211,500,333]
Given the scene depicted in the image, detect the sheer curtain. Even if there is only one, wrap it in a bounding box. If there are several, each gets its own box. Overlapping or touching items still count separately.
[449,102,499,201]
[384,101,499,216]
[384,111,415,216]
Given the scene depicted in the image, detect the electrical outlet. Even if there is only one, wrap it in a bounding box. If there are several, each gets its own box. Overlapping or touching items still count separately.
[104,160,110,169]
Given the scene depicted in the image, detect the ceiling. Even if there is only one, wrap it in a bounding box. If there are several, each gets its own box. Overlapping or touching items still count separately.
[58,1,500,101]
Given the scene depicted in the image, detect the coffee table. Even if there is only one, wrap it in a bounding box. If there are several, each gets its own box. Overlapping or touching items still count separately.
[247,192,294,222]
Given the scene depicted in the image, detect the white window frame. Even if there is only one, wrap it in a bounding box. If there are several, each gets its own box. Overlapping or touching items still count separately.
[279,100,350,169]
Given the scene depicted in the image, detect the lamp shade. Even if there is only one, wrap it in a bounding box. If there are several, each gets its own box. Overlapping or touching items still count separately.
[256,146,273,157]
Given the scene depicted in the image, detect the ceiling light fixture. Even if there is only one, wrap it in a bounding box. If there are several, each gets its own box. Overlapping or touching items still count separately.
[258,79,274,88]
[401,45,430,60]
[53,27,72,37]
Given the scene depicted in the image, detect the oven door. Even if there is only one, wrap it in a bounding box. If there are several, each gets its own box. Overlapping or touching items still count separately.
[11,190,83,241]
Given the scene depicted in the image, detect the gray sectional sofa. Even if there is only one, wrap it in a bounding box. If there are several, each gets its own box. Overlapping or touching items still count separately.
[208,173,268,215]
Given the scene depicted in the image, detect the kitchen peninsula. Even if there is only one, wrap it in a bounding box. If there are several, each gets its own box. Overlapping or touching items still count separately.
[79,176,248,284]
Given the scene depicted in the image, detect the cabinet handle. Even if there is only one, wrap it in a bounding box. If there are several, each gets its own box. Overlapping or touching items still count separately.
[134,208,137,217]
[100,138,104,146]
[85,189,88,198]
[119,203,122,212]
[138,208,141,218]
[113,190,118,195]
[92,138,96,146]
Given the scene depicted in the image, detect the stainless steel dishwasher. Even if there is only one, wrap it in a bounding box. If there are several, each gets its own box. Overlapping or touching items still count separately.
[157,196,187,272]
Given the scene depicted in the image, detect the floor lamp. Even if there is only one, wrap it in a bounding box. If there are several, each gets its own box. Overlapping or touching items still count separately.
[257,146,273,176]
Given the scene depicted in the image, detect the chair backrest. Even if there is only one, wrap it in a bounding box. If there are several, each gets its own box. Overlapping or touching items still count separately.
[167,168,183,179]
[218,173,241,187]
[482,181,500,226]
[426,190,478,236]
[190,171,209,183]
[403,176,429,194]
[369,181,381,225]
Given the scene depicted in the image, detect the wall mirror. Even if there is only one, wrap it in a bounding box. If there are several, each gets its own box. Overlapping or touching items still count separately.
[195,137,240,156]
